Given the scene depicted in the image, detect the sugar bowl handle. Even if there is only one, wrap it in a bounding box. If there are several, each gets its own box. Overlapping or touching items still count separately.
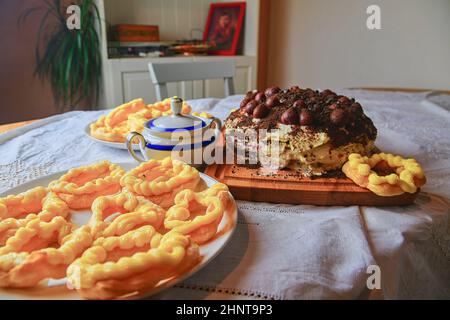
[126,132,148,162]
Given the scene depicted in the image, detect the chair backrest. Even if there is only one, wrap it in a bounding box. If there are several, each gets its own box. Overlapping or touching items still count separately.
[148,60,236,101]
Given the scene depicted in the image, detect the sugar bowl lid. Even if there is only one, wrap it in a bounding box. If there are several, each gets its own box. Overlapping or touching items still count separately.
[146,97,206,134]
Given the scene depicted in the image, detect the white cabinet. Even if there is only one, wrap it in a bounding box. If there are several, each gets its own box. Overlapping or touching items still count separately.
[105,55,256,107]
[95,0,260,108]
[121,72,155,102]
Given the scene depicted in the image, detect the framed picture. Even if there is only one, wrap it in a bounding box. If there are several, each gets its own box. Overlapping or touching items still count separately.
[203,2,246,56]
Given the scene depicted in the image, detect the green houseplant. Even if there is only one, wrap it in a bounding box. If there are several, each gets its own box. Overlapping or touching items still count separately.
[19,0,102,111]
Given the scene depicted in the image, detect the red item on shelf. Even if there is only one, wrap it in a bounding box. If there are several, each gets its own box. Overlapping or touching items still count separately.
[114,24,160,42]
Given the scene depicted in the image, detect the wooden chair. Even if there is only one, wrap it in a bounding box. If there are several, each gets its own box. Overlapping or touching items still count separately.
[148,60,236,101]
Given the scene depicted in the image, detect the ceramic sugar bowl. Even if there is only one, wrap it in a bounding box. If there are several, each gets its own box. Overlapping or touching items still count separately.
[126,97,222,168]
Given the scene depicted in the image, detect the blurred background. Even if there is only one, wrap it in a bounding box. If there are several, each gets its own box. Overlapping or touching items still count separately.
[0,0,449,124]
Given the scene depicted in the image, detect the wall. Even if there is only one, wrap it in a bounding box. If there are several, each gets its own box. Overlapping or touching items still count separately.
[0,0,93,124]
[267,0,450,90]
[0,0,59,124]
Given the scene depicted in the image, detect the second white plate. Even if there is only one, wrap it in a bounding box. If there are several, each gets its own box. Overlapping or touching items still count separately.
[84,123,140,150]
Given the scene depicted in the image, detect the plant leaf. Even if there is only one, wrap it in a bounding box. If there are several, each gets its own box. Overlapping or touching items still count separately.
[32,0,102,110]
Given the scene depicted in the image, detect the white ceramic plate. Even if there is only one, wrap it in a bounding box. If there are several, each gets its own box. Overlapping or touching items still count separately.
[0,163,237,300]
[84,123,140,150]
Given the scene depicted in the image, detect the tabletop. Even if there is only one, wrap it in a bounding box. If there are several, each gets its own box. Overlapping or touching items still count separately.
[0,120,36,134]
[0,90,449,300]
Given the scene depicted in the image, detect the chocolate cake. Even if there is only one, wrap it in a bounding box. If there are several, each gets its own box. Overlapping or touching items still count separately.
[224,86,377,176]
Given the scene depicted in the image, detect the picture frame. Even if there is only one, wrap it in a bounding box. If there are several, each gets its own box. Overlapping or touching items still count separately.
[203,2,246,56]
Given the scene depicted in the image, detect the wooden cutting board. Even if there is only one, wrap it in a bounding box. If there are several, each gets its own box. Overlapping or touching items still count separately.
[204,163,418,206]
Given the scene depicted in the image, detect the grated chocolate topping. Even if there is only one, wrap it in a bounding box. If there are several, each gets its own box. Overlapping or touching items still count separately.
[225,87,377,147]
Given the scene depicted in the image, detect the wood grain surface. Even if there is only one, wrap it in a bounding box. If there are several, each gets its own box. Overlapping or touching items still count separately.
[205,163,418,206]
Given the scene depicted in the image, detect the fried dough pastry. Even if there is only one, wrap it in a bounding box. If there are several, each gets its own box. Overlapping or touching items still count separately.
[342,153,427,197]
[192,111,213,119]
[90,116,130,143]
[164,183,231,244]
[0,223,92,288]
[90,100,145,143]
[0,227,92,288]
[90,98,192,143]
[67,226,199,300]
[0,216,71,255]
[127,109,152,133]
[0,186,47,220]
[0,191,70,246]
[120,158,203,208]
[89,190,165,238]
[104,98,146,129]
[127,98,191,132]
[0,157,231,297]
[90,99,145,143]
[49,161,125,210]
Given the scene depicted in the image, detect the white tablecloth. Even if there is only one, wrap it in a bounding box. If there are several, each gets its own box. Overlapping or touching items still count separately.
[0,90,449,300]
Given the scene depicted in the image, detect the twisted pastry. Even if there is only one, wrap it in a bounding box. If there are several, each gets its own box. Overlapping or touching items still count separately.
[164,183,231,244]
[0,191,70,246]
[191,111,213,119]
[90,98,192,143]
[0,216,72,256]
[89,190,165,238]
[342,153,427,197]
[0,216,93,288]
[0,186,47,220]
[49,161,125,209]
[104,98,146,129]
[0,225,92,288]
[0,157,229,296]
[127,109,154,133]
[128,98,192,133]
[120,158,203,208]
[67,226,199,299]
[90,116,130,143]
